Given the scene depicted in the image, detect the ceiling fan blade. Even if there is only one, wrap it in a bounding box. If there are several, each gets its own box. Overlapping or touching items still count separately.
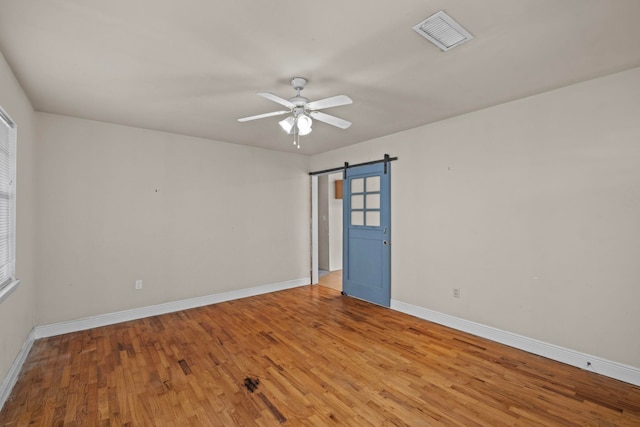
[238,110,289,122]
[307,95,353,111]
[257,92,295,109]
[310,111,352,129]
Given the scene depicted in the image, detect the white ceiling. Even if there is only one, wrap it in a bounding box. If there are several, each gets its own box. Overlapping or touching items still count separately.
[1,0,640,155]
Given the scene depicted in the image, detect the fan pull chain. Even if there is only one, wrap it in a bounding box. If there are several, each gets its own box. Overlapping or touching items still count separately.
[293,126,300,149]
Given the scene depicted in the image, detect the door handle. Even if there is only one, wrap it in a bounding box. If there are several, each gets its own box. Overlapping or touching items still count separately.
[383,240,388,245]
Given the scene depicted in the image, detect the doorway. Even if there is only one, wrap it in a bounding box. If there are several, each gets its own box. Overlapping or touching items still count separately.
[317,173,343,291]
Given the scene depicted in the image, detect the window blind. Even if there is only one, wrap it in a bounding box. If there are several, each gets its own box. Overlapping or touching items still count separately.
[0,108,16,290]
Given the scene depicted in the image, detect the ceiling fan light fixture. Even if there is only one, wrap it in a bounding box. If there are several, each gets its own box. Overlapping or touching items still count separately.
[279,116,295,134]
[238,77,352,149]
[296,114,312,135]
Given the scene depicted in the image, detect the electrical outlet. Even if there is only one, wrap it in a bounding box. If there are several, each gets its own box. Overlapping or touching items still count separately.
[453,288,460,298]
[135,280,142,290]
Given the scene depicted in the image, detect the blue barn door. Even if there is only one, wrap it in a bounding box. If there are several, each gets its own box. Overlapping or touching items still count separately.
[342,162,390,307]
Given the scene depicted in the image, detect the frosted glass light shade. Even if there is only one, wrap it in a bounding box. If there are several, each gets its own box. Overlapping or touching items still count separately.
[279,116,295,134]
[297,114,312,135]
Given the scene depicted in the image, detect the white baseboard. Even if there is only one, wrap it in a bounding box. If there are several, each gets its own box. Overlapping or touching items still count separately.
[36,277,310,339]
[391,299,640,387]
[0,328,35,411]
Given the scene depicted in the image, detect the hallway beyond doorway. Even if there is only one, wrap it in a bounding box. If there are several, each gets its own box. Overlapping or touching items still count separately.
[319,270,342,292]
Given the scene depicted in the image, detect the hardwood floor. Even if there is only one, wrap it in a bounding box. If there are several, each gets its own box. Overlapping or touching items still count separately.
[318,270,342,292]
[1,285,639,426]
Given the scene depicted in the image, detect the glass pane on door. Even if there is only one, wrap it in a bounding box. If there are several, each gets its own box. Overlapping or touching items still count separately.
[366,194,380,209]
[351,211,364,226]
[351,194,364,209]
[366,176,380,192]
[366,211,380,227]
[351,178,364,193]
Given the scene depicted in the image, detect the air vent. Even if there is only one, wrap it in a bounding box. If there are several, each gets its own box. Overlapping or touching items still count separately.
[413,11,473,51]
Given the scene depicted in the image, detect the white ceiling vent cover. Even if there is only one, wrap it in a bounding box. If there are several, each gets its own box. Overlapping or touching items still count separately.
[413,11,473,51]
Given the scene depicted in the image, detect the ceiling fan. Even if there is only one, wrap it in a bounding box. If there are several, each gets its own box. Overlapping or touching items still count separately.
[238,77,352,148]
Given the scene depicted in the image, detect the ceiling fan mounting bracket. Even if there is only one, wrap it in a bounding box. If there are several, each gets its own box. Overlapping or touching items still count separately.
[291,77,308,91]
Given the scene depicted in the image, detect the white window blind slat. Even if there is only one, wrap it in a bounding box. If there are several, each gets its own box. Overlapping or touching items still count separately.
[0,107,16,290]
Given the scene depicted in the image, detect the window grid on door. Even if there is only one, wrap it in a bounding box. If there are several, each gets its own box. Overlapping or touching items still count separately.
[350,175,381,227]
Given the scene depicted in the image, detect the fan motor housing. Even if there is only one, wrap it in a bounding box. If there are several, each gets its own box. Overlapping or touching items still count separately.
[292,106,307,116]
[289,96,309,107]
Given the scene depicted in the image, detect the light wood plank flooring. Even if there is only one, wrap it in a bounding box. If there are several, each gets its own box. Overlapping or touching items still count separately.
[318,270,342,292]
[1,285,639,426]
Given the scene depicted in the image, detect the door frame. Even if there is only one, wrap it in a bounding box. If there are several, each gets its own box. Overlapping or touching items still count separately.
[311,175,319,284]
